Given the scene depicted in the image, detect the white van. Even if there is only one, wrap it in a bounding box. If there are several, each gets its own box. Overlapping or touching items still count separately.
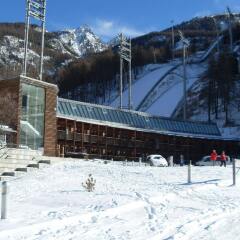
[147,155,168,167]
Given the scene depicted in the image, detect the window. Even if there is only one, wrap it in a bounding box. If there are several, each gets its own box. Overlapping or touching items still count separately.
[20,83,45,150]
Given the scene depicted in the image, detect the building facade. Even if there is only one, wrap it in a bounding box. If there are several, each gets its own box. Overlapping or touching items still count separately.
[0,77,239,162]
[0,76,58,156]
[56,98,239,162]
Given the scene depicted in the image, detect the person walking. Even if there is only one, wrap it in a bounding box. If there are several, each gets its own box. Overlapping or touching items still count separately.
[220,151,227,167]
[210,149,218,166]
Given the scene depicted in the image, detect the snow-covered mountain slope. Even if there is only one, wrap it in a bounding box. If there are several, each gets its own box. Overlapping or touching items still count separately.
[0,23,108,79]
[110,63,179,109]
[56,26,107,57]
[0,35,41,66]
[147,63,207,116]
[1,159,240,240]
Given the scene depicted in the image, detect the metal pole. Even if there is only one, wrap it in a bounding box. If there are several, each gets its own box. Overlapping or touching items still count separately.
[39,0,47,81]
[229,20,233,52]
[212,17,220,54]
[183,44,187,120]
[233,158,236,186]
[171,20,175,60]
[1,181,7,220]
[227,7,233,52]
[23,0,30,76]
[188,160,192,184]
[128,39,132,110]
[120,57,123,109]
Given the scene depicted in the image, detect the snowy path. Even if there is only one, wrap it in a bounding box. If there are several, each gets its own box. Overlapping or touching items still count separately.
[0,160,239,240]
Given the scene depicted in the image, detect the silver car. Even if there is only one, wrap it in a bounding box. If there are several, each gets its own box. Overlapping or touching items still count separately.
[195,155,230,166]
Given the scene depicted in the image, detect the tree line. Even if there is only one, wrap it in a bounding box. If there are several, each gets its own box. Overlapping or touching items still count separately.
[56,44,172,103]
[205,51,239,124]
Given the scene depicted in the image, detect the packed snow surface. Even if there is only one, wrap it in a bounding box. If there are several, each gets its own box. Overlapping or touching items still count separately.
[0,159,240,240]
[147,63,207,117]
[111,63,175,109]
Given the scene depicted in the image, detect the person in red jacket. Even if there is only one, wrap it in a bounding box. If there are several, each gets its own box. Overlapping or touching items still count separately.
[220,151,227,167]
[210,149,217,166]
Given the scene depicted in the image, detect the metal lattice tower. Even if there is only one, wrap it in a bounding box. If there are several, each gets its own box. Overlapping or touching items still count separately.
[119,33,132,110]
[23,0,47,81]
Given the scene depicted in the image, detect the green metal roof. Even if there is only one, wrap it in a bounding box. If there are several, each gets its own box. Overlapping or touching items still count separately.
[57,98,221,137]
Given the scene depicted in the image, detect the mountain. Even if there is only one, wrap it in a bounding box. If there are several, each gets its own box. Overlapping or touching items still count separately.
[0,23,108,81]
[55,25,107,57]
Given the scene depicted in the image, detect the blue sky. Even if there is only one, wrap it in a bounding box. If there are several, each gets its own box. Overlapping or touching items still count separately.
[1,0,240,41]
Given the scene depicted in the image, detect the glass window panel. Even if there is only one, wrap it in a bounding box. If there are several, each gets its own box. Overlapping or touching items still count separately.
[81,105,90,119]
[94,107,102,120]
[76,105,85,118]
[61,102,68,115]
[107,110,115,122]
[20,83,45,150]
[115,111,123,123]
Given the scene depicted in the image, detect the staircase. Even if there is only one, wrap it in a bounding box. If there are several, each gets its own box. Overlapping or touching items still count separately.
[0,148,53,181]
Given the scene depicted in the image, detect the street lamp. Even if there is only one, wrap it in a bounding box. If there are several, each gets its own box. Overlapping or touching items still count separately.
[171,20,175,60]
[118,33,132,110]
[178,30,190,120]
[227,6,233,52]
[211,17,220,54]
[23,0,47,81]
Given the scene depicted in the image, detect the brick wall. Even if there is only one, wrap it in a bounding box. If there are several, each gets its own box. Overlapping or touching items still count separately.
[44,85,58,156]
[0,79,20,146]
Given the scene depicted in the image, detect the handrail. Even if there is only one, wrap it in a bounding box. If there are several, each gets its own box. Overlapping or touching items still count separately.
[0,145,8,161]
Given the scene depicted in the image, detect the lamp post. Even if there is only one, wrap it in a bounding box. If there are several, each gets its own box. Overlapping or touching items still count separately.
[227,6,233,52]
[23,0,47,81]
[178,31,189,120]
[171,20,175,60]
[118,33,132,110]
[212,17,220,54]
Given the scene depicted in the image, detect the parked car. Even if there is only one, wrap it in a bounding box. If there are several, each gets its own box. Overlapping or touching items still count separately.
[147,155,168,167]
[195,155,231,166]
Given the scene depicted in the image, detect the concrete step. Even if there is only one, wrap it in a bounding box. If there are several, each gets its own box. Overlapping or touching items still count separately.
[0,159,38,165]
[6,155,37,161]
[1,171,15,177]
[0,175,15,182]
[0,162,32,169]
[15,167,28,172]
[38,160,51,165]
[7,149,42,156]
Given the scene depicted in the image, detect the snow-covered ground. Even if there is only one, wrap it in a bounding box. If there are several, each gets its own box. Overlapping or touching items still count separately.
[0,159,240,240]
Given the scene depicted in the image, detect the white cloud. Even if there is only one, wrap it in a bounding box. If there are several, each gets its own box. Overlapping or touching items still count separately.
[91,19,144,40]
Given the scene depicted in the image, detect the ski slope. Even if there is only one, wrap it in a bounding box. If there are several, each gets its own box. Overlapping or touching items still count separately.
[146,63,207,116]
[1,159,240,240]
[135,36,223,115]
[111,63,177,109]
